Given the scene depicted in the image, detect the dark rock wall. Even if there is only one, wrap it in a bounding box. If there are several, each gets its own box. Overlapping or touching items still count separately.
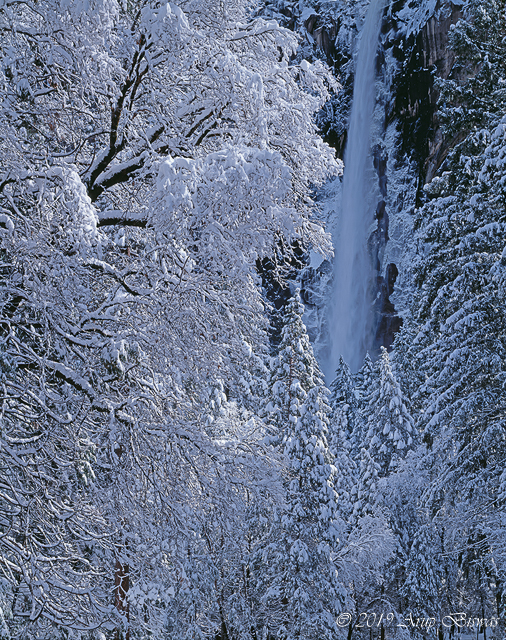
[369,142,404,355]
[388,1,463,191]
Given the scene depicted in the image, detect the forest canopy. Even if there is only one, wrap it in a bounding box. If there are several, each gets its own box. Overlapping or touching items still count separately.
[1,0,506,638]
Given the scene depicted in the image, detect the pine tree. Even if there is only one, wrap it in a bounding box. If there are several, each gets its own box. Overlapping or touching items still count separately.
[265,291,325,445]
[437,0,506,149]
[402,523,443,620]
[261,291,348,640]
[328,357,359,453]
[328,405,357,525]
[351,353,376,461]
[354,353,375,409]
[350,448,380,527]
[327,357,358,523]
[363,348,415,478]
[391,317,423,411]
[329,356,356,413]
[410,0,506,618]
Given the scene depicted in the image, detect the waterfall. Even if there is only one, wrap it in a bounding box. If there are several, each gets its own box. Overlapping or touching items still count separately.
[325,0,384,376]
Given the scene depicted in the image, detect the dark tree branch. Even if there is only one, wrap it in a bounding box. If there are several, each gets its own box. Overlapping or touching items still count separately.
[88,126,164,202]
[97,212,147,228]
[85,36,150,201]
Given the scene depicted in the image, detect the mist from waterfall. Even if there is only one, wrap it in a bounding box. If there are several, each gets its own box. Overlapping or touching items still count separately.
[325,0,383,376]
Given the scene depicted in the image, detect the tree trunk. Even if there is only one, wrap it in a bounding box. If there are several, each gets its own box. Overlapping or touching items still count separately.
[114,552,130,640]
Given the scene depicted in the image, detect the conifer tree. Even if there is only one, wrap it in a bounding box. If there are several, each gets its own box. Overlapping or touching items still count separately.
[391,318,423,411]
[354,353,375,408]
[363,348,415,478]
[328,357,359,456]
[328,405,357,525]
[350,448,380,527]
[329,357,356,415]
[327,357,358,523]
[351,353,376,461]
[411,0,506,618]
[402,523,443,620]
[261,291,348,640]
[265,292,325,443]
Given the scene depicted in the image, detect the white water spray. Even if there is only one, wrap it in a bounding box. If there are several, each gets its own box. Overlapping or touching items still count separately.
[326,0,383,375]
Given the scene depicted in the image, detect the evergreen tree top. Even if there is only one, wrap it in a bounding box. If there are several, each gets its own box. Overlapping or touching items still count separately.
[272,289,325,393]
[329,356,356,411]
[364,348,415,477]
[354,352,375,404]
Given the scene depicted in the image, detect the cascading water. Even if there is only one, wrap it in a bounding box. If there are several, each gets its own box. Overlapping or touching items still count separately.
[325,0,384,376]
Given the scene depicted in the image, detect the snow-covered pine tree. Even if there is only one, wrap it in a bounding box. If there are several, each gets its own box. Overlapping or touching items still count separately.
[328,405,357,525]
[327,357,358,522]
[328,356,358,450]
[279,385,348,640]
[344,446,395,634]
[354,353,375,409]
[261,291,348,640]
[411,0,506,618]
[265,292,325,445]
[350,448,380,527]
[402,522,443,620]
[349,351,416,627]
[363,348,415,478]
[436,0,506,151]
[351,352,376,461]
[390,317,423,412]
[373,450,430,631]
[329,356,356,415]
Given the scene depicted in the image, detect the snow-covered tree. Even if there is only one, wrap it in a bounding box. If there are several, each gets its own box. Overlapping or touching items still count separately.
[391,317,423,412]
[354,353,375,408]
[265,292,325,443]
[329,357,356,412]
[328,405,357,525]
[0,0,342,634]
[325,357,358,523]
[261,292,347,640]
[347,353,416,630]
[342,446,394,640]
[363,348,415,477]
[351,353,376,461]
[409,0,506,620]
[350,448,380,527]
[328,356,358,449]
[402,522,442,620]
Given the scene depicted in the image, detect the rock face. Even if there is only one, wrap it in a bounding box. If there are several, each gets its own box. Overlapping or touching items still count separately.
[371,3,463,353]
[304,11,338,63]
[368,140,403,356]
[389,1,463,189]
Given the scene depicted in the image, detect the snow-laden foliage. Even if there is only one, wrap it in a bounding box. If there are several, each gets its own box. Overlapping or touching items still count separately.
[362,348,415,477]
[402,521,444,619]
[398,0,506,623]
[328,405,357,525]
[328,356,360,458]
[350,448,380,526]
[0,0,341,635]
[351,352,375,454]
[262,292,348,640]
